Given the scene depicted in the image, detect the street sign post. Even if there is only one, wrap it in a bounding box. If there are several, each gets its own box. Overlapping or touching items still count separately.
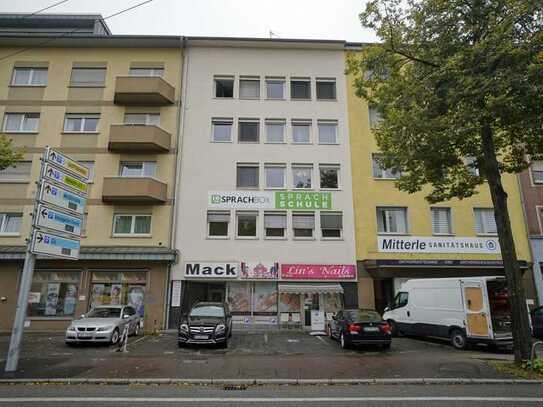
[5,147,89,374]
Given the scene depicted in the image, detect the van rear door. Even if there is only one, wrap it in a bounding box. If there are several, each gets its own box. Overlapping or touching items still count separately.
[461,280,491,338]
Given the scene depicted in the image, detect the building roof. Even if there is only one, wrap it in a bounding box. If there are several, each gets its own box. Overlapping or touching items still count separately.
[0,13,111,36]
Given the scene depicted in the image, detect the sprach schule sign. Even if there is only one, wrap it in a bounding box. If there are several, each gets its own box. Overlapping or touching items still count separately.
[184,262,240,278]
[208,191,332,210]
[378,236,501,254]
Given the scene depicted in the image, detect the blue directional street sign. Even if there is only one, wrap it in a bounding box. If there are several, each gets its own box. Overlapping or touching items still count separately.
[30,230,80,260]
[39,180,86,215]
[35,204,83,237]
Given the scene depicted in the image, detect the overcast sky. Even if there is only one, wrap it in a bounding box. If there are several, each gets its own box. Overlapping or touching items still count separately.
[0,0,378,42]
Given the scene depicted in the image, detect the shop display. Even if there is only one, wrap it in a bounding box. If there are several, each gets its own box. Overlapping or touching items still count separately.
[253,283,277,314]
[227,282,251,313]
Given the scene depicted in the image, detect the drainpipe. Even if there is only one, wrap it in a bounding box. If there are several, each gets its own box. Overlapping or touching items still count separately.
[165,37,189,329]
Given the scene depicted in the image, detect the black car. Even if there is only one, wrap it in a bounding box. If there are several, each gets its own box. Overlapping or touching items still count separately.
[327,309,392,350]
[178,302,232,348]
[531,306,543,339]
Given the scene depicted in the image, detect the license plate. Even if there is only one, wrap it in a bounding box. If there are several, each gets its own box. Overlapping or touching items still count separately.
[78,333,91,338]
[364,327,379,332]
[193,335,208,340]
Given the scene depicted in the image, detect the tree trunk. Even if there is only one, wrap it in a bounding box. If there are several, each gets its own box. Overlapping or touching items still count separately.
[481,124,532,365]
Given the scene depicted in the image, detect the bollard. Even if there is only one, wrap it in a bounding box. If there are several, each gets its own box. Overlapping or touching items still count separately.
[117,324,129,353]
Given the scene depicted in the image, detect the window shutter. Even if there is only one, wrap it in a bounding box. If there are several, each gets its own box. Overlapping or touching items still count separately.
[475,209,497,234]
[431,208,451,234]
[292,214,315,229]
[321,213,342,229]
[208,212,230,222]
[265,214,286,228]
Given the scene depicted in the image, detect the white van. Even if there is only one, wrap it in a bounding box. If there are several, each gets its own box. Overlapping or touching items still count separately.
[382,276,512,349]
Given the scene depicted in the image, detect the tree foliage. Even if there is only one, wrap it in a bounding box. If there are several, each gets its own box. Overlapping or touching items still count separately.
[0,136,23,172]
[348,0,543,203]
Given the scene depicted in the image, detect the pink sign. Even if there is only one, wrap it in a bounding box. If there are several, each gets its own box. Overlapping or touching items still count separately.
[280,264,357,280]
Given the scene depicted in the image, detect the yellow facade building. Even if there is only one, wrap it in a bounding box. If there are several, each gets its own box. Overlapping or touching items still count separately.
[345,48,535,312]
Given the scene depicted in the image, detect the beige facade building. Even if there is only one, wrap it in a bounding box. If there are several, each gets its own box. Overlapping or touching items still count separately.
[0,15,182,332]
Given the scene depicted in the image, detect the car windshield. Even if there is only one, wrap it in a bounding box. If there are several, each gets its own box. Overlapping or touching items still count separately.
[190,305,225,318]
[345,310,382,323]
[86,308,122,318]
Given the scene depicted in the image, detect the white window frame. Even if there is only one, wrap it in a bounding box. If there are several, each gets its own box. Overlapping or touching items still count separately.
[291,120,312,144]
[292,212,315,240]
[11,67,48,86]
[79,161,95,183]
[372,154,400,180]
[207,210,230,239]
[316,78,337,100]
[265,119,286,144]
[264,211,287,239]
[431,207,453,235]
[2,113,40,133]
[264,164,286,189]
[63,114,100,133]
[0,213,22,235]
[319,164,340,190]
[292,164,313,190]
[119,161,157,178]
[239,76,260,99]
[69,67,106,87]
[112,214,152,237]
[474,208,498,236]
[211,118,233,143]
[236,163,260,189]
[377,206,409,235]
[129,67,164,77]
[320,211,343,240]
[214,75,235,98]
[236,211,258,239]
[317,120,338,144]
[265,77,285,100]
[123,113,160,126]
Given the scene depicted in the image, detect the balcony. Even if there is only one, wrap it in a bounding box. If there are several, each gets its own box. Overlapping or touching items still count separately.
[102,177,167,204]
[108,124,171,153]
[114,76,175,105]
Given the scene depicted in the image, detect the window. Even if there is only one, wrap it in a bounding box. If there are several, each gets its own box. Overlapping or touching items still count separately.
[393,292,409,309]
[27,271,80,317]
[238,119,259,143]
[212,118,233,142]
[215,76,234,98]
[113,214,151,235]
[465,157,480,176]
[474,208,497,235]
[90,271,146,316]
[321,212,342,238]
[369,106,383,128]
[377,207,408,234]
[79,161,95,182]
[265,165,285,189]
[64,114,100,133]
[318,121,337,144]
[290,78,311,99]
[237,164,259,188]
[0,213,22,234]
[431,207,452,235]
[239,77,260,99]
[3,113,39,133]
[124,113,160,126]
[0,161,31,182]
[292,165,312,189]
[265,212,286,237]
[129,67,164,77]
[316,79,336,100]
[319,165,339,189]
[207,211,230,238]
[265,120,285,143]
[372,154,400,179]
[70,68,106,87]
[532,161,543,184]
[119,162,156,177]
[266,77,285,99]
[11,67,47,86]
[237,211,257,238]
[293,213,315,238]
[292,120,311,143]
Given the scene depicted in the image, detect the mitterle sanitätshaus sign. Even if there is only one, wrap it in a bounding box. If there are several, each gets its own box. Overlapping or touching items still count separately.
[208,191,332,210]
[377,236,501,254]
[281,264,357,280]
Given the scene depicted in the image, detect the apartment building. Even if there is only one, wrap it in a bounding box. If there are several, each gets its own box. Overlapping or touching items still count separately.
[518,164,543,304]
[346,45,537,312]
[170,38,357,329]
[0,14,182,332]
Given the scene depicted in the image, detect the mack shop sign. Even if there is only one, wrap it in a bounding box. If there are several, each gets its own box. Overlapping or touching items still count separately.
[184,262,240,278]
[209,191,332,210]
[378,236,501,254]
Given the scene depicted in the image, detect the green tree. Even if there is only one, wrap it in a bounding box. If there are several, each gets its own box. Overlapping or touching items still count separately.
[348,0,543,364]
[0,136,22,171]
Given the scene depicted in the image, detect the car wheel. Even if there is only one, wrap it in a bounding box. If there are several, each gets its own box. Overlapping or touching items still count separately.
[220,339,228,349]
[450,329,468,350]
[326,324,333,339]
[133,323,140,337]
[388,320,402,337]
[228,326,232,338]
[178,342,185,348]
[110,328,120,345]
[340,332,349,349]
[382,342,391,350]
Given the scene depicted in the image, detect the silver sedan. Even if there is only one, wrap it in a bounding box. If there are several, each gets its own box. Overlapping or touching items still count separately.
[65,305,141,345]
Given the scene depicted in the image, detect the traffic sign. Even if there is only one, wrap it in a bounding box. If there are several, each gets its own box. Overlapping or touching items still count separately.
[35,204,83,237]
[43,163,88,195]
[30,230,80,260]
[39,181,87,215]
[44,148,91,181]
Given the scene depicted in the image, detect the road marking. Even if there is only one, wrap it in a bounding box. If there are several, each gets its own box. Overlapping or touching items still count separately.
[315,336,327,344]
[0,397,542,403]
[287,339,299,343]
[128,335,148,347]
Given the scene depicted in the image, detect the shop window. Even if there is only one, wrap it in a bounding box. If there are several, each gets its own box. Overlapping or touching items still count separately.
[113,214,151,236]
[237,164,259,189]
[377,207,408,234]
[124,113,160,126]
[90,271,146,316]
[372,154,400,179]
[319,165,339,189]
[207,211,230,238]
[265,120,285,143]
[0,213,22,234]
[321,212,342,238]
[292,120,311,144]
[64,113,100,133]
[264,212,286,238]
[292,212,315,238]
[474,208,497,235]
[253,282,278,315]
[266,77,285,99]
[214,76,234,98]
[238,119,260,143]
[318,120,338,144]
[431,207,453,235]
[227,282,251,315]
[70,67,106,87]
[3,113,40,133]
[212,118,233,142]
[316,78,336,100]
[11,67,48,86]
[290,78,311,99]
[237,211,257,238]
[27,271,80,317]
[292,165,312,189]
[129,67,164,77]
[239,77,260,99]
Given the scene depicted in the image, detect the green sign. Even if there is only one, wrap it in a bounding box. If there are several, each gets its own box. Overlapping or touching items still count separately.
[275,192,332,210]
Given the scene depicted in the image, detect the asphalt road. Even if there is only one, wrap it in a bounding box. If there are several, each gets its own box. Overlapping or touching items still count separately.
[1,384,543,406]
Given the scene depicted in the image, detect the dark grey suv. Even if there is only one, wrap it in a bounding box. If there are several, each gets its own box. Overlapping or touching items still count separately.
[178,302,232,348]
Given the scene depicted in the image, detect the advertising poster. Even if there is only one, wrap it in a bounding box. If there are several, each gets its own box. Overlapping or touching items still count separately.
[323,292,342,313]
[128,286,145,316]
[91,284,105,308]
[279,292,301,313]
[227,282,251,313]
[27,292,41,304]
[110,284,123,305]
[44,283,60,316]
[63,284,77,315]
[253,283,277,314]
[241,262,278,279]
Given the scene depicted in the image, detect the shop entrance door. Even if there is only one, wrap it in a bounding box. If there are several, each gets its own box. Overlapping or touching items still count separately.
[209,286,225,303]
[303,294,320,327]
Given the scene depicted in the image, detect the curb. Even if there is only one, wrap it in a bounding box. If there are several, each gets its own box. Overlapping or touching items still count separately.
[0,378,542,385]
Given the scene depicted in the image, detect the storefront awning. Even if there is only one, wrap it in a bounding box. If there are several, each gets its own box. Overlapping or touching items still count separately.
[278,283,344,294]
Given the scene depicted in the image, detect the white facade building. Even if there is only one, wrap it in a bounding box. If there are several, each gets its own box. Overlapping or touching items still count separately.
[170,39,357,329]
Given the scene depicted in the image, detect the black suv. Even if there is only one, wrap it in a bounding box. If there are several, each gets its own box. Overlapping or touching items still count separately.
[178,302,232,348]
